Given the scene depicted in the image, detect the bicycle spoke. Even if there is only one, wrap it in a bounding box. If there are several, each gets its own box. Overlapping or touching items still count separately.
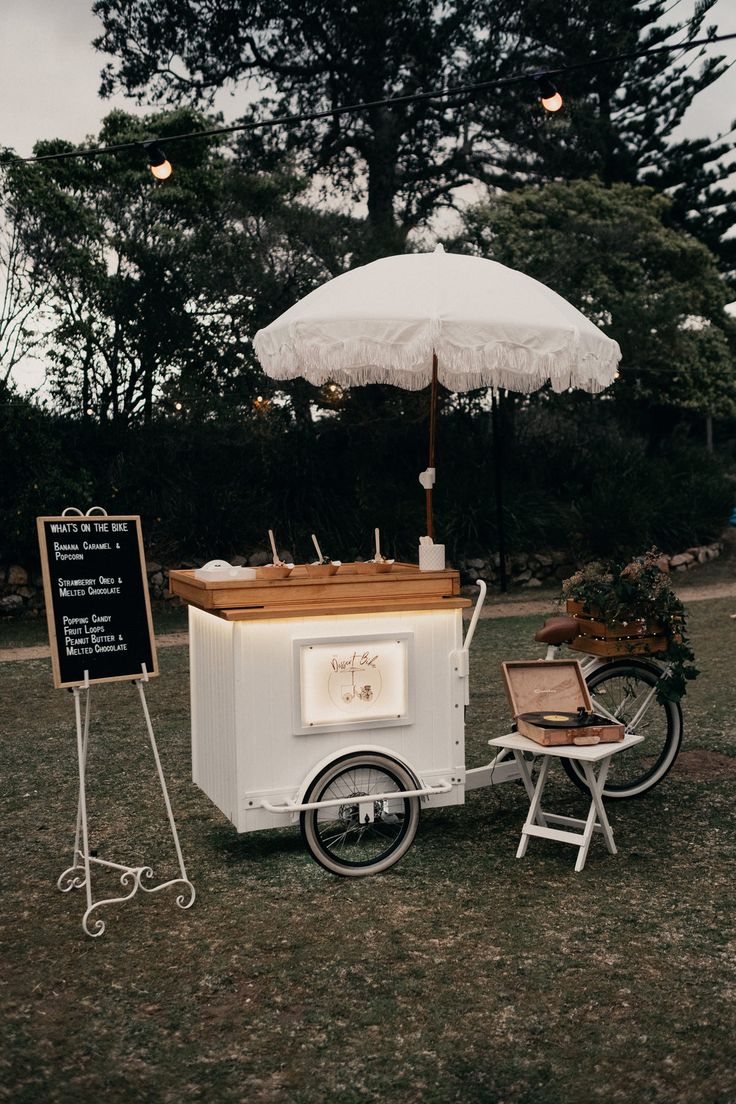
[573,662,681,799]
[301,755,420,875]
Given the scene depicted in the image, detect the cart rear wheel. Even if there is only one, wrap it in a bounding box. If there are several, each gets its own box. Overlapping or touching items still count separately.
[562,659,682,799]
[300,753,421,877]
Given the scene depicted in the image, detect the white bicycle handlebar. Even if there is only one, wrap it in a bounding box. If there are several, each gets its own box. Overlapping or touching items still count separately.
[463,580,486,653]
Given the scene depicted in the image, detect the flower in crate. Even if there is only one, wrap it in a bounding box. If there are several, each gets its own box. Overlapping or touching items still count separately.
[562,548,697,702]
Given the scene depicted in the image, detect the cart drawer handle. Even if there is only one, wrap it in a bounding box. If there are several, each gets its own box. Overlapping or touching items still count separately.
[261,779,453,815]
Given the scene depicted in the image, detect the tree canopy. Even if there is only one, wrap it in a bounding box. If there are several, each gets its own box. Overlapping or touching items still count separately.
[92,0,735,267]
[1,109,361,424]
[3,109,228,422]
[458,178,736,421]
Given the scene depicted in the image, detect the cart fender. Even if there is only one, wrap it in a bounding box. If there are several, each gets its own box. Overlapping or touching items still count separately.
[296,743,423,806]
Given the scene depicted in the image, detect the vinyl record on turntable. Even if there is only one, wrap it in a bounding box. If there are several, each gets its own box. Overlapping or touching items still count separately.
[518,710,605,729]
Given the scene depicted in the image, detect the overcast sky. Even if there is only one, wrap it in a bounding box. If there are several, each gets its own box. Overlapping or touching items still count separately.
[0,0,245,156]
[1,0,735,155]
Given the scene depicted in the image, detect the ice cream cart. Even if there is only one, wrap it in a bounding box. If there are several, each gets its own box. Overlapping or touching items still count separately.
[169,246,634,877]
[169,563,518,876]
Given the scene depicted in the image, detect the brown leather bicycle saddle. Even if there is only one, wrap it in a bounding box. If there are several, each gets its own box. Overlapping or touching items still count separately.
[533,615,579,646]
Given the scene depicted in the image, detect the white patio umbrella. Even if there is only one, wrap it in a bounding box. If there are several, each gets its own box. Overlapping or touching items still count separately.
[254,245,621,537]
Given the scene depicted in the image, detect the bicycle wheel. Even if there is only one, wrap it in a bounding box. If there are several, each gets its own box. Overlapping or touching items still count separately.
[562,658,683,799]
[300,752,421,877]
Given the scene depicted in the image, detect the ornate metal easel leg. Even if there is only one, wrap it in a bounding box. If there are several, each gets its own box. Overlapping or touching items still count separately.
[134,671,195,910]
[72,679,104,935]
[57,680,92,894]
[58,668,195,937]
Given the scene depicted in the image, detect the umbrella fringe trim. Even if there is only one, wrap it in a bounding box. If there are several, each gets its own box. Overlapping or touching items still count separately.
[254,334,620,394]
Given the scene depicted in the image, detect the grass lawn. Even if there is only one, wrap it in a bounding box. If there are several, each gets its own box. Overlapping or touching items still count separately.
[1,598,734,1103]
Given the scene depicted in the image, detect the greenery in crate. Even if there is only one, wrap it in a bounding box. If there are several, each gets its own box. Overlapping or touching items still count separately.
[561,549,698,703]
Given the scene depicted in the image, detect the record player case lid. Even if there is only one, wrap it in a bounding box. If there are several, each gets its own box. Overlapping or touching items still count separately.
[501,659,594,720]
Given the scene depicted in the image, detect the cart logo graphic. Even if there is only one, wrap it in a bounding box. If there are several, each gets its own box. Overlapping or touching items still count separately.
[328,650,383,712]
[295,634,412,733]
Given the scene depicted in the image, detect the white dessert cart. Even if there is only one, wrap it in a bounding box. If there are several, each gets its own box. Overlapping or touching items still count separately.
[170,563,522,875]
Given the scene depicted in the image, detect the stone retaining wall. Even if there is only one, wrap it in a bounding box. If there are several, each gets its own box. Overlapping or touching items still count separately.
[0,541,724,618]
[456,541,724,590]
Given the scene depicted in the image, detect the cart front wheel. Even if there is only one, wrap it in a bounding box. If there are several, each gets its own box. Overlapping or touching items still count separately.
[300,753,421,877]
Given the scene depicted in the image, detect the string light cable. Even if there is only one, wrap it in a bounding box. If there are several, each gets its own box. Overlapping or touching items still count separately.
[3,31,736,172]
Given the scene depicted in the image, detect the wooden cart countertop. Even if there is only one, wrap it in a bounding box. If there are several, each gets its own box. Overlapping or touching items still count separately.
[169,562,471,621]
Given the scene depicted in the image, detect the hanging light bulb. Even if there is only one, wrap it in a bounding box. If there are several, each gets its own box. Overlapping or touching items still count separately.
[143,141,173,180]
[537,76,563,113]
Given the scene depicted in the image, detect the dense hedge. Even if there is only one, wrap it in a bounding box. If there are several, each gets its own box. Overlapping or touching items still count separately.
[2,393,733,569]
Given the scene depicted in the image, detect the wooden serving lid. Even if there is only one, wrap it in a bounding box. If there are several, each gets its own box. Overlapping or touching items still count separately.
[169,561,471,621]
[500,659,593,719]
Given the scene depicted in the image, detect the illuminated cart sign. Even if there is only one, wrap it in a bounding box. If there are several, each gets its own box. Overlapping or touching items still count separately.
[294,634,413,734]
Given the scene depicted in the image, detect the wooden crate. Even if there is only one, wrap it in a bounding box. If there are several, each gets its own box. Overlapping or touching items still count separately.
[501,659,625,746]
[169,562,471,621]
[566,598,670,657]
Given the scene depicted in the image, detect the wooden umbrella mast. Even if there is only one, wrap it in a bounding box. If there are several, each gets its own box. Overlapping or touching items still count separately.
[426,352,439,539]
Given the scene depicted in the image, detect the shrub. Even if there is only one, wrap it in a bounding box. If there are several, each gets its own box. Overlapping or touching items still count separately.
[1,393,732,570]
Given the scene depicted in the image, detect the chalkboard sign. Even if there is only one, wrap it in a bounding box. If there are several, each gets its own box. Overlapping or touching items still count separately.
[37,515,158,688]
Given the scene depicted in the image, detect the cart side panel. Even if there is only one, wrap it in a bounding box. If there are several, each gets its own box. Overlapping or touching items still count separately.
[429,606,466,795]
[189,606,238,824]
[231,609,466,832]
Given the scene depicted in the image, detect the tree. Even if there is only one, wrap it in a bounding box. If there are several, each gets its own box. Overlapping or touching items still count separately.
[0,200,51,390]
[3,109,229,424]
[457,178,736,431]
[92,0,734,265]
[176,162,363,422]
[94,0,508,257]
[496,1,736,276]
[2,109,364,425]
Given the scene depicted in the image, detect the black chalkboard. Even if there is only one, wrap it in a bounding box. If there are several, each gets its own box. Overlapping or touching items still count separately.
[37,515,158,688]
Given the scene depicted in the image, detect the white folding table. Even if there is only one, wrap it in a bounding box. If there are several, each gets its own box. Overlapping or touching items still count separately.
[488,732,645,871]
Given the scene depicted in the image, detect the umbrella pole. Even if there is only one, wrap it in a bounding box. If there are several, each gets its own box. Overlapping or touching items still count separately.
[491,389,508,593]
[426,353,439,539]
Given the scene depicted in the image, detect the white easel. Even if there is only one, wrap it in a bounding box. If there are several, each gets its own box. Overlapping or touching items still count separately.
[44,507,194,937]
[57,663,195,937]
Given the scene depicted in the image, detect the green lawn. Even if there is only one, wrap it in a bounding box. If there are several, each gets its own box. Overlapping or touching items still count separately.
[1,598,734,1103]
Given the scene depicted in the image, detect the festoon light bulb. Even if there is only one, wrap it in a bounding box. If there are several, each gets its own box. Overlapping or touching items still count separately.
[537,76,563,113]
[143,141,173,180]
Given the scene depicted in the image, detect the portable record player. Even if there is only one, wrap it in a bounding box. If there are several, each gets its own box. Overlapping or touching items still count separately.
[500,659,625,746]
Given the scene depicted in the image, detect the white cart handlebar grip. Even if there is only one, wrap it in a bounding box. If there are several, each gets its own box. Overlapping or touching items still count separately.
[463,580,486,653]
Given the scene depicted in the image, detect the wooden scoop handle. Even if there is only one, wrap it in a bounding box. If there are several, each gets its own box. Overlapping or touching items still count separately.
[311,533,325,563]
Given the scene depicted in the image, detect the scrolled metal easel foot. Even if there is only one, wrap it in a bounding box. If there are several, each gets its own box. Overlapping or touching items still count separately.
[76,862,195,936]
[138,868,196,909]
[57,854,88,893]
[81,868,140,938]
